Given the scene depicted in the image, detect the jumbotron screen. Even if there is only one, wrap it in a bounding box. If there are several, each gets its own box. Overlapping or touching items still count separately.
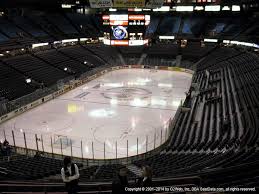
[102,14,150,46]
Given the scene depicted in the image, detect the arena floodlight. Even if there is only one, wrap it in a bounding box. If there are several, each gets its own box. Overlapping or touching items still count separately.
[204,38,218,43]
[223,40,230,44]
[194,6,204,11]
[25,78,31,83]
[109,8,117,12]
[153,6,170,12]
[80,38,87,41]
[176,6,194,12]
[222,6,230,11]
[32,42,48,49]
[232,5,240,12]
[61,39,78,43]
[134,8,142,12]
[205,5,220,12]
[159,36,175,40]
[61,4,73,8]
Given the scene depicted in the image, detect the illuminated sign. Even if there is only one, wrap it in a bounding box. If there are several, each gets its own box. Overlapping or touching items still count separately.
[112,26,128,40]
[113,0,145,8]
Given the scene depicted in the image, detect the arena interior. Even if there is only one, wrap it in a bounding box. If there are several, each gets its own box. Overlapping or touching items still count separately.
[0,0,259,193]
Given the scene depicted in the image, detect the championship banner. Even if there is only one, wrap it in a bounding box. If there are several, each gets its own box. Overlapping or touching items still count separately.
[145,0,164,8]
[89,0,113,8]
[113,0,145,8]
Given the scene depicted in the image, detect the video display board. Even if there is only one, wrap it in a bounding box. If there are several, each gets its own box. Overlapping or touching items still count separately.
[102,14,150,46]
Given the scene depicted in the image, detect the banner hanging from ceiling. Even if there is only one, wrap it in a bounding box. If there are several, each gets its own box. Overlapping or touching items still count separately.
[113,0,145,8]
[145,0,164,8]
[89,0,113,8]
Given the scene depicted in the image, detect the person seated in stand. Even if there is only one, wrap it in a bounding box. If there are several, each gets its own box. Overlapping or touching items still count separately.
[137,165,153,193]
[3,140,11,161]
[34,151,43,158]
[0,141,3,156]
[221,117,230,135]
[112,166,129,194]
[61,156,80,194]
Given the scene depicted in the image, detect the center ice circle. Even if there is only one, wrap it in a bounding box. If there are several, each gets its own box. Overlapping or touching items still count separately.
[102,87,152,101]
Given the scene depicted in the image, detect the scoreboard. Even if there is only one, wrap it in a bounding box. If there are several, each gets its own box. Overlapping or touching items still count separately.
[102,14,150,46]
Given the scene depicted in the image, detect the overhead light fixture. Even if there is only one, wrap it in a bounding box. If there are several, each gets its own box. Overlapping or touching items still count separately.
[25,78,31,83]
[61,4,73,8]
[205,5,220,12]
[153,6,170,12]
[109,8,117,12]
[176,6,194,12]
[61,39,78,43]
[194,6,204,11]
[204,38,218,43]
[32,42,48,49]
[84,61,87,64]
[223,40,230,44]
[134,8,142,11]
[232,5,240,11]
[159,36,175,40]
[64,67,68,71]
[222,6,230,11]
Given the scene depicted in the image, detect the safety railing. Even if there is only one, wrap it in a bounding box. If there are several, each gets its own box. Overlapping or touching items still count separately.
[2,116,173,165]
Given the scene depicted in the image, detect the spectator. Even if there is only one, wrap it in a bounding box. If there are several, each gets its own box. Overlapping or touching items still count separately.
[221,117,230,135]
[137,165,153,193]
[3,140,11,161]
[61,156,80,194]
[112,167,129,194]
[34,151,43,158]
[0,141,3,155]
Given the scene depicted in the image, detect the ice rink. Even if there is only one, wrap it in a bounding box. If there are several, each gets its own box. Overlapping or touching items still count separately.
[0,68,192,159]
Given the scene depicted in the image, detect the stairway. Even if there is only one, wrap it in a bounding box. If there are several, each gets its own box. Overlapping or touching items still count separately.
[137,53,147,65]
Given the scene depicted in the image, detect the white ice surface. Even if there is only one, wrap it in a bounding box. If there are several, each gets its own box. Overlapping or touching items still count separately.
[0,69,192,159]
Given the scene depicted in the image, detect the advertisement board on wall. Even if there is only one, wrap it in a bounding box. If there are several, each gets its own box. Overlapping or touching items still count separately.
[145,0,164,8]
[113,0,145,8]
[89,0,113,8]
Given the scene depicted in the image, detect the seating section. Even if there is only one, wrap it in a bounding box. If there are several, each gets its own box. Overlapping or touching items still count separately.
[3,55,69,86]
[168,48,259,152]
[45,14,78,35]
[94,164,136,180]
[0,46,111,101]
[0,44,259,188]
[66,13,102,37]
[35,49,91,75]
[58,45,106,67]
[84,44,119,65]
[0,61,34,100]
[11,16,47,38]
[0,156,63,180]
